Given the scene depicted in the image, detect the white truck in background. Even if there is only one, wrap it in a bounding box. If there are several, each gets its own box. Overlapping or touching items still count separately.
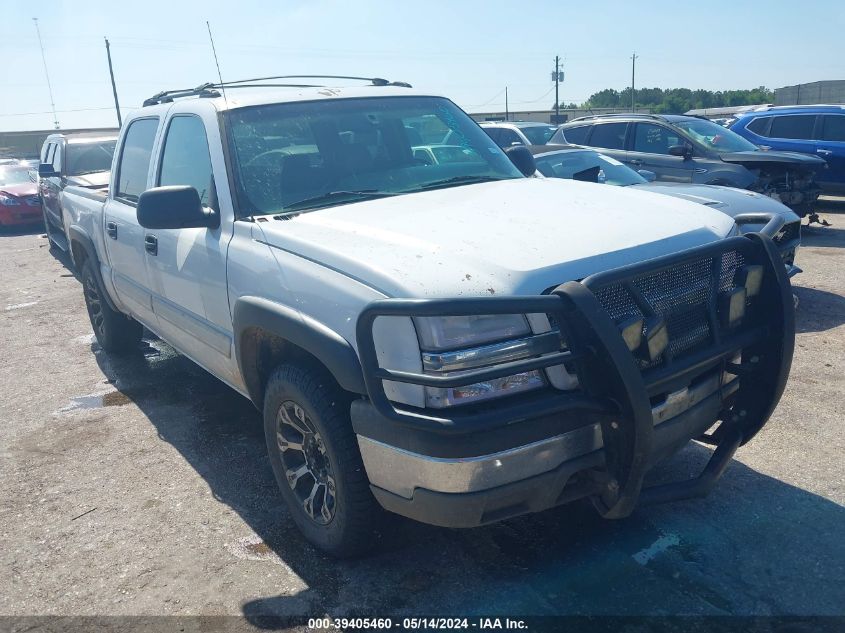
[60,76,795,556]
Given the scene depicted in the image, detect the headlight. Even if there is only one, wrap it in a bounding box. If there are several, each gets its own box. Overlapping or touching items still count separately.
[415,315,556,408]
[415,314,531,350]
[0,193,21,206]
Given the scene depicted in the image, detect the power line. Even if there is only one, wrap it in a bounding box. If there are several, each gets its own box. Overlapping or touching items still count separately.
[0,107,120,118]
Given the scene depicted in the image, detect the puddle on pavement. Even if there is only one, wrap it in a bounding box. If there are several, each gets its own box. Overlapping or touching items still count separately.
[56,389,132,413]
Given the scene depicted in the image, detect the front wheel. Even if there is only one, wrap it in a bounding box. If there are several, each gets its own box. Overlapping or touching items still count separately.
[263,364,382,557]
[81,259,143,353]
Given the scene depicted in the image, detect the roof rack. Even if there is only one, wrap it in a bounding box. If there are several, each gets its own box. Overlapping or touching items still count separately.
[569,112,666,123]
[142,75,412,107]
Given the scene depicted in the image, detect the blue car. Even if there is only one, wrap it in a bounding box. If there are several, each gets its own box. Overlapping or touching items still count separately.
[730,105,845,195]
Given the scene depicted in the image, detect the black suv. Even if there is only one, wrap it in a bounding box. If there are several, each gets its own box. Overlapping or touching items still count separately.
[550,113,825,218]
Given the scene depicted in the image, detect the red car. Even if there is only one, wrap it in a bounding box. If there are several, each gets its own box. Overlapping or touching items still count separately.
[0,165,42,228]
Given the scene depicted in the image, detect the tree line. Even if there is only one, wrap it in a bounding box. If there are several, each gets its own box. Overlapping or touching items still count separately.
[558,86,774,114]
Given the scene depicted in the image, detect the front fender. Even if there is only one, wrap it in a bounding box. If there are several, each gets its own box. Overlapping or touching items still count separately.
[232,296,366,405]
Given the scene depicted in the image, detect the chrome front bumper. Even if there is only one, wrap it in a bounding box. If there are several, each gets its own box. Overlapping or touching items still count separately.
[359,373,739,500]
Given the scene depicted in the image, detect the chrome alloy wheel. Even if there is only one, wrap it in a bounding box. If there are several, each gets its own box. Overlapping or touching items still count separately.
[276,400,337,525]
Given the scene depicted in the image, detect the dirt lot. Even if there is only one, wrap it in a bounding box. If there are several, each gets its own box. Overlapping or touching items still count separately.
[1,201,843,620]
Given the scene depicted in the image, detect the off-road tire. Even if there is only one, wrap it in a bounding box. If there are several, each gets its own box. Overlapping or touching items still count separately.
[81,258,142,353]
[263,363,382,557]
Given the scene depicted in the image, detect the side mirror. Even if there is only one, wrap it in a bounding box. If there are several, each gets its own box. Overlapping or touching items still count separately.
[668,144,692,159]
[504,145,537,177]
[637,169,657,182]
[137,186,218,229]
[38,163,59,178]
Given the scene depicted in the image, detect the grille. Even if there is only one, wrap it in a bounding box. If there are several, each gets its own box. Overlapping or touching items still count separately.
[25,195,40,206]
[591,250,746,370]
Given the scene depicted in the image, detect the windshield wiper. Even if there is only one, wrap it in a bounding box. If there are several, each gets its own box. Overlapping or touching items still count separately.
[418,175,504,190]
[283,190,396,211]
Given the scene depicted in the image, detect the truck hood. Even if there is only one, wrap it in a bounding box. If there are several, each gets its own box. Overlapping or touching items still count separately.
[66,171,110,188]
[254,178,735,298]
[633,182,799,221]
[719,150,826,171]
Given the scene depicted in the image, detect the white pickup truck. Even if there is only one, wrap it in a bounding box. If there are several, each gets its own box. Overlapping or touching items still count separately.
[61,77,795,557]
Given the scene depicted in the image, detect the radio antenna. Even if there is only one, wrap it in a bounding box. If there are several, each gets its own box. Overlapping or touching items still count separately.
[206,21,228,106]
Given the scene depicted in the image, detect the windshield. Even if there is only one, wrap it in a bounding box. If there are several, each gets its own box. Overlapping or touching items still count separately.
[535,149,646,186]
[673,118,758,153]
[66,140,117,176]
[0,167,35,186]
[226,96,522,215]
[521,125,559,145]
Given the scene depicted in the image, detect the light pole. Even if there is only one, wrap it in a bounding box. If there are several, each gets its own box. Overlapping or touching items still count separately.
[631,52,638,112]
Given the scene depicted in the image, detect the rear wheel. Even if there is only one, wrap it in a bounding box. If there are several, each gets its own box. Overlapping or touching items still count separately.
[81,259,142,353]
[263,363,382,557]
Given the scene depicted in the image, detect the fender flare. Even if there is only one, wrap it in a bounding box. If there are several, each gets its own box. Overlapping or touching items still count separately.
[232,296,366,405]
[67,225,119,312]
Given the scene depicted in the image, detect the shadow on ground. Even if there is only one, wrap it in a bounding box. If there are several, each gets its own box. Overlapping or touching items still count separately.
[793,286,845,333]
[86,340,845,618]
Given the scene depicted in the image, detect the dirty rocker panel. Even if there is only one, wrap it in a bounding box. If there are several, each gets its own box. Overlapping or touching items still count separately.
[354,235,794,524]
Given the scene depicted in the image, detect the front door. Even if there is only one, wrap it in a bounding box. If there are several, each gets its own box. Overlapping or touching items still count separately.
[815,114,845,192]
[627,122,694,183]
[144,111,236,383]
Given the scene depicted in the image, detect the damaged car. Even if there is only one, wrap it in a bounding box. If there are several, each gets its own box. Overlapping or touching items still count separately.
[528,144,802,277]
[550,113,825,219]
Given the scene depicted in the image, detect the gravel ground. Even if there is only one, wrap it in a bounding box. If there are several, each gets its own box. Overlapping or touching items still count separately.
[0,201,843,621]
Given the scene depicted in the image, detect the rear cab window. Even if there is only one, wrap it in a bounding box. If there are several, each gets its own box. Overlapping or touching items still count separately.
[114,118,160,204]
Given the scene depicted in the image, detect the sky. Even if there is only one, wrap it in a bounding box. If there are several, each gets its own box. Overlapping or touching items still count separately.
[2,0,844,131]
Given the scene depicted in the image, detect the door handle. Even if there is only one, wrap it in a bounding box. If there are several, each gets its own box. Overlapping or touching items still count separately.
[629,159,643,166]
[106,222,118,239]
[816,149,833,156]
[144,235,158,256]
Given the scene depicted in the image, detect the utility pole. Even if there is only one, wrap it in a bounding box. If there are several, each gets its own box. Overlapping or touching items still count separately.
[104,38,122,127]
[505,86,509,121]
[32,18,59,130]
[631,52,638,112]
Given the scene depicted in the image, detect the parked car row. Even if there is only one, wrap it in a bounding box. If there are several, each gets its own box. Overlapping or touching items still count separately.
[52,76,796,557]
[482,107,844,226]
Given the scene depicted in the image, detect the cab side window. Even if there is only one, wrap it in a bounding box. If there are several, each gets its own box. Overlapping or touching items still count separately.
[115,118,159,204]
[746,117,770,136]
[633,123,680,155]
[819,115,845,142]
[588,123,628,150]
[769,115,815,140]
[560,125,589,145]
[496,128,523,148]
[158,116,214,207]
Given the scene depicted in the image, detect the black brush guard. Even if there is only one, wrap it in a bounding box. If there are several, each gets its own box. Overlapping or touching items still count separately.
[355,234,795,519]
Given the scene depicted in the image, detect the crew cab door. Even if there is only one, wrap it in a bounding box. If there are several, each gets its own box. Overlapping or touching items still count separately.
[144,109,237,383]
[627,122,695,182]
[815,114,845,191]
[103,117,160,326]
[39,140,63,227]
